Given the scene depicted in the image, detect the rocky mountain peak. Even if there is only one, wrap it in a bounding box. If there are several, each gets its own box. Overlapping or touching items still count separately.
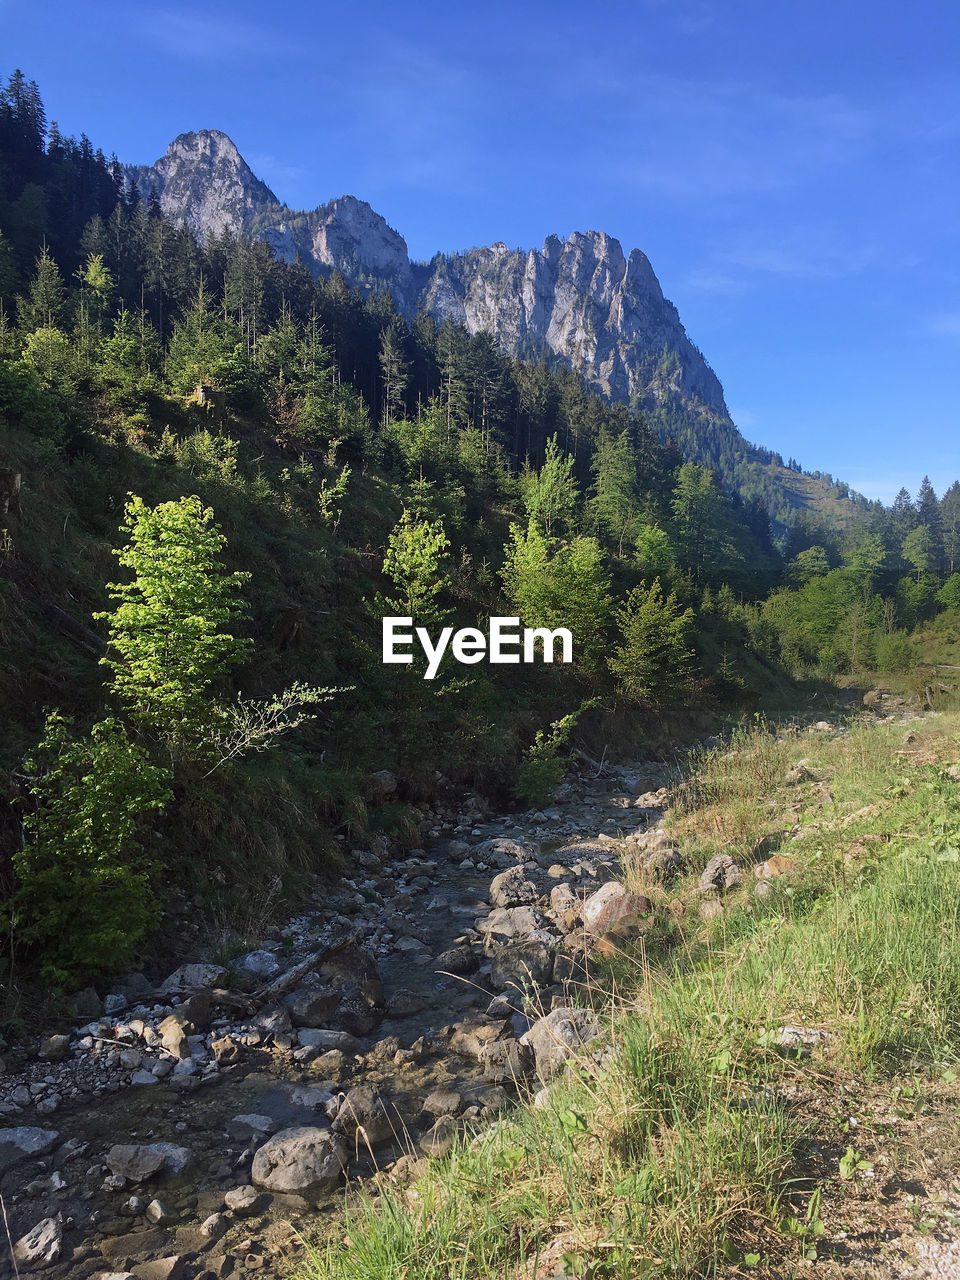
[127,128,729,435]
[309,195,410,279]
[125,130,280,240]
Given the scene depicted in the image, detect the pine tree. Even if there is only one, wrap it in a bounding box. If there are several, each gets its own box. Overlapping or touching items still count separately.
[608,578,694,705]
[916,475,944,574]
[379,316,409,428]
[17,243,67,330]
[589,426,639,553]
[940,481,960,574]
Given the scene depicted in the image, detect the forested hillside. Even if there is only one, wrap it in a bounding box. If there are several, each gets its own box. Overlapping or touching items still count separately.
[1,69,959,994]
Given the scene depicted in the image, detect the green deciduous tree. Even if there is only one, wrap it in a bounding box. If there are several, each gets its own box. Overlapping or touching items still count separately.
[634,522,676,579]
[523,437,579,538]
[381,510,451,625]
[843,533,887,594]
[936,573,960,612]
[501,521,611,668]
[786,545,830,585]
[96,494,252,742]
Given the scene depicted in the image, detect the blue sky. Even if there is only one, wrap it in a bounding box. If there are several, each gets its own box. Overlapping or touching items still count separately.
[3,0,958,504]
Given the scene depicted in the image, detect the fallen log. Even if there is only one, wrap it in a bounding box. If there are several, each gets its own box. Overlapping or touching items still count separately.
[251,927,360,1005]
[42,603,106,656]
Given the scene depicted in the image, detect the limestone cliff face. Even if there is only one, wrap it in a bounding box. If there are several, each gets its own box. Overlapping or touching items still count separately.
[420,233,728,414]
[127,131,726,417]
[125,130,280,240]
[128,132,414,302]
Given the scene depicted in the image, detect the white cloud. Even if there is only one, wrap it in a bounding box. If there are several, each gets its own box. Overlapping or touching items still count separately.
[135,9,296,62]
[926,312,960,337]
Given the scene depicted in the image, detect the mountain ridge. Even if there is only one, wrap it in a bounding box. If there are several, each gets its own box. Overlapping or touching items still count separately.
[125,129,867,531]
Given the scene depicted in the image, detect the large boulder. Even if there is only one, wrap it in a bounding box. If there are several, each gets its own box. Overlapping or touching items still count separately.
[319,943,385,1035]
[160,963,226,994]
[549,882,580,922]
[38,1034,71,1063]
[106,1144,166,1182]
[252,1003,293,1038]
[332,1086,396,1149]
[630,827,674,852]
[582,882,652,934]
[644,847,684,882]
[157,1015,189,1060]
[251,1126,347,1196]
[419,1117,457,1158]
[297,1028,361,1053]
[583,886,653,936]
[520,1007,600,1081]
[284,985,341,1027]
[581,881,626,931]
[433,944,479,975]
[475,836,539,868]
[477,906,550,945]
[449,1016,512,1059]
[235,949,281,979]
[143,1142,192,1177]
[479,1038,532,1083]
[227,1114,276,1143]
[0,1127,60,1169]
[489,940,555,991]
[488,865,539,908]
[365,769,397,802]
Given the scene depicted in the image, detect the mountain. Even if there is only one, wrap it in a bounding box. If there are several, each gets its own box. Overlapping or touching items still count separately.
[126,130,867,532]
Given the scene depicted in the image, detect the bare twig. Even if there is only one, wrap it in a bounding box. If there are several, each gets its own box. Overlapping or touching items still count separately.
[1,1192,20,1279]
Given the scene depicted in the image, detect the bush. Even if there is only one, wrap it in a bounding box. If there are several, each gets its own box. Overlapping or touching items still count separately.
[514,700,598,809]
[12,714,171,985]
[876,630,915,674]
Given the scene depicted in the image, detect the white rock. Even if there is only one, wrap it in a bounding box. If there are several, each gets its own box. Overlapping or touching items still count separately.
[160,963,227,993]
[235,950,280,979]
[14,1216,62,1268]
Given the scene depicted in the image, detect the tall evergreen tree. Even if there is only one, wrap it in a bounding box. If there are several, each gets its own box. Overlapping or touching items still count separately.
[916,475,944,573]
[941,481,960,574]
[17,243,67,330]
[379,315,409,429]
[589,426,639,553]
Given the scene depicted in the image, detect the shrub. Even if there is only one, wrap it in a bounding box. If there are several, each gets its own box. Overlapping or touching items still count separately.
[514,700,599,808]
[876,630,915,674]
[501,521,611,669]
[12,714,171,985]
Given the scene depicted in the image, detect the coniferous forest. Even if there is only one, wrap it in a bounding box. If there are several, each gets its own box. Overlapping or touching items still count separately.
[1,67,959,991]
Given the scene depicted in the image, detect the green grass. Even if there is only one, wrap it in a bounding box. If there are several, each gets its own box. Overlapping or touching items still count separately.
[297,708,960,1279]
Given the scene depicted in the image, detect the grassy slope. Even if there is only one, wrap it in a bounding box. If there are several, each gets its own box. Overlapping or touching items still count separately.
[769,467,869,536]
[301,704,960,1280]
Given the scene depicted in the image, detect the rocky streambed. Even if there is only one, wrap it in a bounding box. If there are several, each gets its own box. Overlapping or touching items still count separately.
[6,692,924,1280]
[1,757,686,1280]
